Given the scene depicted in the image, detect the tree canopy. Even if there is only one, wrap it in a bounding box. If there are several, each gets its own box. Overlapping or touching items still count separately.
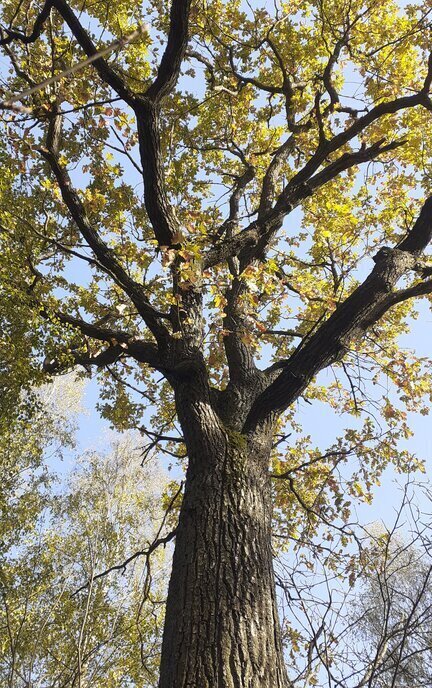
[1,0,432,426]
[1,0,431,549]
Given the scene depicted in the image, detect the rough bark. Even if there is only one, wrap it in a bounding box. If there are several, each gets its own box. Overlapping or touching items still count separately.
[158,408,288,688]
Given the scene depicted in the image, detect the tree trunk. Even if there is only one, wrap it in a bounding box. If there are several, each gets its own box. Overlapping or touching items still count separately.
[158,430,288,687]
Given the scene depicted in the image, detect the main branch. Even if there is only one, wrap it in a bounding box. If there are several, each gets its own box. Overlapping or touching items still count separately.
[244,198,432,433]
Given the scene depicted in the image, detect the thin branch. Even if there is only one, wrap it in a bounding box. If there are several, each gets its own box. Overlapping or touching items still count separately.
[72,529,177,596]
[72,481,184,596]
[0,26,145,109]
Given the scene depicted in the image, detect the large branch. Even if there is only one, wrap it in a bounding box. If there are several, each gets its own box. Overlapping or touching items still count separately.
[0,0,53,46]
[1,0,138,105]
[243,197,432,433]
[203,138,407,270]
[54,0,191,106]
[43,337,169,374]
[1,27,144,112]
[2,0,190,249]
[134,0,191,247]
[222,278,257,383]
[134,102,180,247]
[43,342,125,373]
[278,54,432,207]
[7,0,189,332]
[52,0,137,105]
[43,309,133,344]
[38,146,170,342]
[145,0,191,102]
[41,309,164,371]
[245,138,406,265]
[43,336,164,375]
[52,311,167,365]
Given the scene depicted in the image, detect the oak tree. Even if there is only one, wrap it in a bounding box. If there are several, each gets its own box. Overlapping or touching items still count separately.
[1,0,432,685]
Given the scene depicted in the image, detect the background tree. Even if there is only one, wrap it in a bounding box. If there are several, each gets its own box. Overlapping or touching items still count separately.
[1,0,432,685]
[349,497,432,688]
[0,377,169,687]
[271,484,432,688]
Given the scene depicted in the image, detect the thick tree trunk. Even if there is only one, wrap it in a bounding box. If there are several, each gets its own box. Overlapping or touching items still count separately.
[158,430,288,687]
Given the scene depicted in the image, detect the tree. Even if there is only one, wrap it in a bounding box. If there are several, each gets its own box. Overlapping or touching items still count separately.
[1,0,432,685]
[271,485,432,688]
[352,537,432,688]
[345,489,432,688]
[0,378,168,687]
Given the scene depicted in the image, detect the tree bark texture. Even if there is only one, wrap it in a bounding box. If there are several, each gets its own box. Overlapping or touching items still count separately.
[158,426,288,688]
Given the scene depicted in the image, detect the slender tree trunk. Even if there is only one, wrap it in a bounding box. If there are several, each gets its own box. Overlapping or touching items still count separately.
[158,427,288,687]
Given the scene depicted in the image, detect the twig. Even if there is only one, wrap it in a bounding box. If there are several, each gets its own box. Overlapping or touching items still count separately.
[0,25,146,112]
[72,481,183,596]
